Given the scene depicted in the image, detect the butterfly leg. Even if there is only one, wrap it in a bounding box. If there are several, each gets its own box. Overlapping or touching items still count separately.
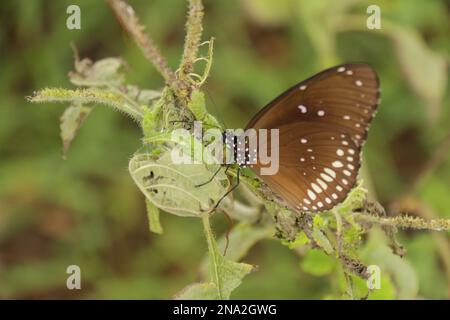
[195,165,225,188]
[212,166,240,211]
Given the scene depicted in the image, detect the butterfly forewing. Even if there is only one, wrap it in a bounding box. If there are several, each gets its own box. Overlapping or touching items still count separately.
[247,64,379,213]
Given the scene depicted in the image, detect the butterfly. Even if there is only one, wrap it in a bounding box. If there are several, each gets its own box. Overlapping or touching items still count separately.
[232,63,380,213]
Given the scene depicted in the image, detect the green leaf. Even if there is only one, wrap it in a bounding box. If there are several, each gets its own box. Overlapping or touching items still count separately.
[312,215,334,254]
[367,276,396,300]
[201,223,273,275]
[188,90,221,130]
[59,104,91,158]
[282,231,310,249]
[337,273,396,300]
[361,229,419,299]
[174,282,218,300]
[28,88,143,121]
[217,223,273,261]
[175,216,255,300]
[300,249,336,276]
[146,199,163,234]
[129,139,229,217]
[202,215,255,300]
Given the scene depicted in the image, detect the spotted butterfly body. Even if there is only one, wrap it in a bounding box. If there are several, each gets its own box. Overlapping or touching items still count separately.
[243,64,380,213]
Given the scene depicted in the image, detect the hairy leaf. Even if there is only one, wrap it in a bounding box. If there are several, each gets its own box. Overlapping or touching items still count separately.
[203,215,255,300]
[70,56,126,87]
[129,138,229,217]
[59,104,91,158]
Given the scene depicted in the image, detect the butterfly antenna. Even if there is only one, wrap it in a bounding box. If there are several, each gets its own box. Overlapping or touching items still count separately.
[195,165,223,187]
[212,166,240,211]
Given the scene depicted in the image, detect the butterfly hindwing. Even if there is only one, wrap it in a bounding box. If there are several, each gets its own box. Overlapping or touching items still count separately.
[247,64,380,212]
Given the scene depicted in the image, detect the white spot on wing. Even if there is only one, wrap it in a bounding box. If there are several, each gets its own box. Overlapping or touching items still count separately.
[297,105,307,113]
[320,173,333,182]
[324,168,336,178]
[332,161,343,168]
[316,178,327,190]
[311,183,322,194]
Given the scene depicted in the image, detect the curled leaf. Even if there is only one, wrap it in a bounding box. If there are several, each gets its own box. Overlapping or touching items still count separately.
[59,104,91,158]
[70,56,127,87]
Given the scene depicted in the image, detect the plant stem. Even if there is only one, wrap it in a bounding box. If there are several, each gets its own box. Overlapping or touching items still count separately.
[106,0,177,86]
[201,213,223,299]
[179,0,204,81]
[356,212,450,231]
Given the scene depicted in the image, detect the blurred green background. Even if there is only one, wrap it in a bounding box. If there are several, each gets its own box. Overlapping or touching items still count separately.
[0,0,449,299]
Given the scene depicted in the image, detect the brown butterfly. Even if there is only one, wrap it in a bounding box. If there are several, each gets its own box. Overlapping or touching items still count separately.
[233,63,380,213]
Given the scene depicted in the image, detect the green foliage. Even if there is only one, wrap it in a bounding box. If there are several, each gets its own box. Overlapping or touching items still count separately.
[59,104,91,158]
[311,216,334,255]
[188,90,221,130]
[300,249,337,277]
[175,215,255,300]
[2,0,448,299]
[28,87,144,121]
[129,145,229,218]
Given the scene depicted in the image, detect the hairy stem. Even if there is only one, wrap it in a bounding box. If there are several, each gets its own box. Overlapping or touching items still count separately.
[356,212,450,231]
[179,0,204,81]
[106,0,177,86]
